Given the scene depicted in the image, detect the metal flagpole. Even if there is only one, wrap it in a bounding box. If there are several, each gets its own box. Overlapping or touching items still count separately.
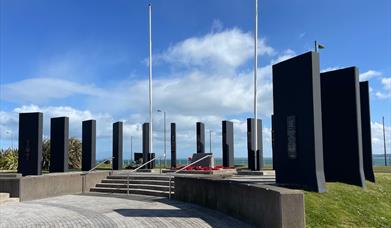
[148,3,153,160]
[164,111,166,168]
[383,116,387,166]
[254,0,259,170]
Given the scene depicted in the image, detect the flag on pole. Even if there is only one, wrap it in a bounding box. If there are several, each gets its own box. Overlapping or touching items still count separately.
[318,43,325,49]
[315,40,325,52]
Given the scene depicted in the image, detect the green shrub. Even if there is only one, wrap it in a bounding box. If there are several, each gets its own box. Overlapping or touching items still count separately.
[0,148,18,170]
[0,137,82,170]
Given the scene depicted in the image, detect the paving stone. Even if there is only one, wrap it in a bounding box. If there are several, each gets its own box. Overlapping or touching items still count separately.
[0,193,252,228]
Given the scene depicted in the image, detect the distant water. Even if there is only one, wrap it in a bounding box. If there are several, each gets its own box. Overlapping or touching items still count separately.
[373,154,391,166]
[121,154,391,167]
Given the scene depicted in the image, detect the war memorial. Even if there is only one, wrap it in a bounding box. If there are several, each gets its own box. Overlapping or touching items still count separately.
[0,49,378,227]
[0,1,387,228]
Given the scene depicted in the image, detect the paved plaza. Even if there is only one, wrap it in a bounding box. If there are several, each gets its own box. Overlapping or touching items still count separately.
[0,193,252,228]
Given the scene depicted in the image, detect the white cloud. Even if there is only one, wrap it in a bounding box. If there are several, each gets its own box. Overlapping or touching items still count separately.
[321,66,341,73]
[375,77,391,99]
[0,104,270,159]
[360,70,382,81]
[0,78,105,103]
[155,28,275,72]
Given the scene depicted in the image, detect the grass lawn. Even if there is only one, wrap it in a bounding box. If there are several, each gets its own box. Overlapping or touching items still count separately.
[305,166,391,227]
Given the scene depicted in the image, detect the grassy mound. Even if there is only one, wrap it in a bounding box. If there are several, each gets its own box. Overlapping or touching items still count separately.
[305,168,391,227]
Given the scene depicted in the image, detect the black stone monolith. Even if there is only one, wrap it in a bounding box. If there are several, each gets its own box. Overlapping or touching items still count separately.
[247,118,263,171]
[321,67,366,188]
[142,122,155,169]
[112,121,123,170]
[82,120,96,171]
[222,120,234,167]
[171,123,177,168]
[50,117,69,172]
[196,122,205,153]
[360,81,375,182]
[272,51,326,192]
[18,112,43,176]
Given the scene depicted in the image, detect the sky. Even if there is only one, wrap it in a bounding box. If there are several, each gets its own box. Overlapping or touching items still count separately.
[0,0,390,160]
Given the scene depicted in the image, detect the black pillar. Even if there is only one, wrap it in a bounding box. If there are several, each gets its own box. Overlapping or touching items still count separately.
[142,122,150,169]
[222,120,234,167]
[50,117,69,172]
[18,112,43,176]
[321,67,366,188]
[171,123,177,168]
[112,121,123,170]
[196,122,205,153]
[82,120,96,171]
[360,81,375,182]
[247,118,263,171]
[272,51,326,192]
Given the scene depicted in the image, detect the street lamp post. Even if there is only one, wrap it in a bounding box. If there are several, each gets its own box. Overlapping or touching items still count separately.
[130,136,133,165]
[157,109,166,168]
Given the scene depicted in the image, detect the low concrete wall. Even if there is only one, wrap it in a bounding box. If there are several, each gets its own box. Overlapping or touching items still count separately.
[174,176,305,228]
[0,171,110,201]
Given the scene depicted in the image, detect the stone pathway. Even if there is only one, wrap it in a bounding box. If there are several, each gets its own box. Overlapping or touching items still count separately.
[0,193,252,228]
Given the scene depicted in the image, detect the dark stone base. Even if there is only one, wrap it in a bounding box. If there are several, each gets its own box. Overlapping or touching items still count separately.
[191,153,214,167]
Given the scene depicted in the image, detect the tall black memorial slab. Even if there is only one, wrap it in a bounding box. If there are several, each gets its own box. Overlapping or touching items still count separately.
[50,117,69,172]
[247,118,263,170]
[321,67,366,187]
[272,51,326,192]
[196,122,205,154]
[18,112,43,176]
[82,120,96,171]
[142,122,154,169]
[171,123,177,168]
[112,122,123,170]
[222,120,234,167]
[360,81,375,182]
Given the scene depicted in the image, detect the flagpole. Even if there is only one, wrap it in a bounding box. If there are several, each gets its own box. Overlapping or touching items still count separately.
[315,40,318,53]
[383,116,387,166]
[148,3,153,159]
[254,0,259,170]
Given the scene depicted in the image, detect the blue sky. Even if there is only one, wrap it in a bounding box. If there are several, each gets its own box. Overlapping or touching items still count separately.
[1,0,390,159]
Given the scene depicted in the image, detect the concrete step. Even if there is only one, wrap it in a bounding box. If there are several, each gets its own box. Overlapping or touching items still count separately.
[90,187,173,197]
[107,175,173,181]
[0,192,10,201]
[0,197,20,205]
[0,192,19,205]
[101,179,174,186]
[96,183,174,191]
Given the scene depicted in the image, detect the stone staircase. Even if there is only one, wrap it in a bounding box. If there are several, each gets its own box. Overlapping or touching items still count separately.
[90,174,174,197]
[0,192,19,205]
